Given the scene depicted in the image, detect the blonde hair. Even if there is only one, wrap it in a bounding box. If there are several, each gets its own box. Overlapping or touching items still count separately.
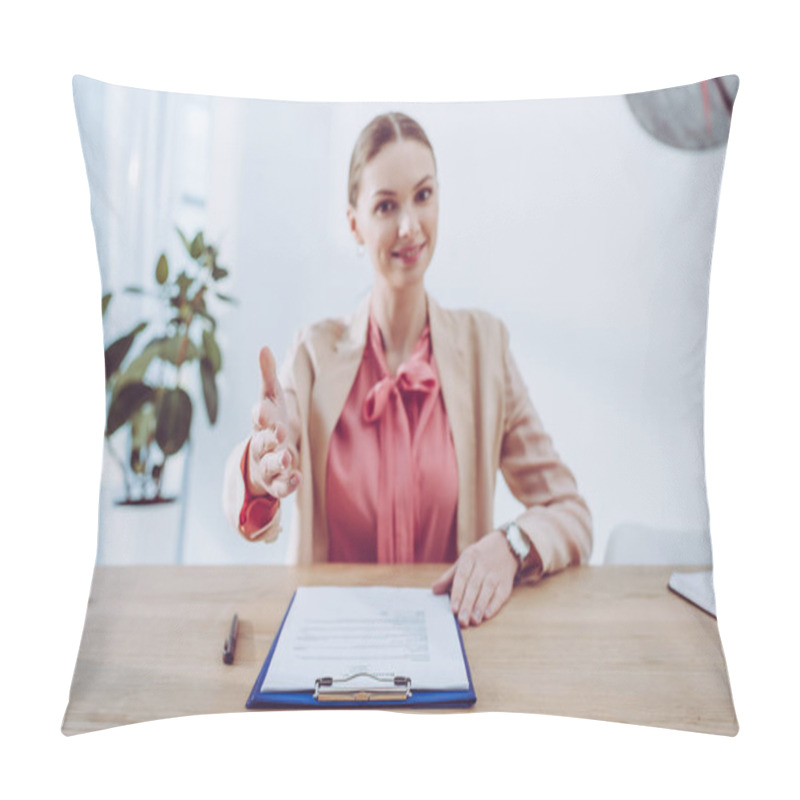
[347,112,436,208]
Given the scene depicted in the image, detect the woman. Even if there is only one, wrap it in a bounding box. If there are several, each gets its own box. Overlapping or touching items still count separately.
[223,112,592,627]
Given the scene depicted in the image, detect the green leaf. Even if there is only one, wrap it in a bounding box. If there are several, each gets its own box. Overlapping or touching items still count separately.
[190,232,205,259]
[130,446,144,474]
[106,381,154,436]
[155,388,192,456]
[104,322,147,379]
[202,329,222,372]
[176,227,192,255]
[176,272,192,296]
[191,289,207,315]
[143,334,171,349]
[156,253,169,284]
[214,292,238,305]
[211,266,229,281]
[200,357,218,424]
[158,335,199,365]
[195,309,217,330]
[199,245,217,270]
[115,340,162,389]
[102,293,112,316]
[130,403,156,450]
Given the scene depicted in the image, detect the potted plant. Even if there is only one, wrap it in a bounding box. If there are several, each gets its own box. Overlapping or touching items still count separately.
[103,228,235,505]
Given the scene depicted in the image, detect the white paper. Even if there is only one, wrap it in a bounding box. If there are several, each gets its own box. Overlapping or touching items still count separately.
[668,570,716,617]
[261,586,470,692]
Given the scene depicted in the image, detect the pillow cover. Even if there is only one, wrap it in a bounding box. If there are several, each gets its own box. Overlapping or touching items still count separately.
[64,74,738,735]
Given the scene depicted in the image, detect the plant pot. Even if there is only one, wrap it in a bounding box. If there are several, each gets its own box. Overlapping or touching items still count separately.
[96,452,187,564]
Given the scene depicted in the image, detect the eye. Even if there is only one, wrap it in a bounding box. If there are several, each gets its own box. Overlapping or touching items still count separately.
[416,186,433,203]
[375,199,395,215]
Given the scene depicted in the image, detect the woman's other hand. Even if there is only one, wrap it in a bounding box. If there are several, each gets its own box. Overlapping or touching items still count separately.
[247,346,302,499]
[432,531,518,627]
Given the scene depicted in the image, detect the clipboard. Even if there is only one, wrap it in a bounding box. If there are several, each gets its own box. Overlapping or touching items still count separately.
[246,588,477,709]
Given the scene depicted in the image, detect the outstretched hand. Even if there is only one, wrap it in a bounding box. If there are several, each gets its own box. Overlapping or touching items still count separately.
[432,531,518,627]
[247,346,302,499]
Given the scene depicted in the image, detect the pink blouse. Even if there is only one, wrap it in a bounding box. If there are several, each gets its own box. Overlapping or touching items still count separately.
[326,314,458,563]
[239,314,459,564]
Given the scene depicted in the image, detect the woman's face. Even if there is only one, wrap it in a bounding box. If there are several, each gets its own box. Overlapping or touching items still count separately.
[348,139,439,292]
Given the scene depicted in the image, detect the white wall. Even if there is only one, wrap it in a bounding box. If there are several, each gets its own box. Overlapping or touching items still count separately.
[81,82,728,565]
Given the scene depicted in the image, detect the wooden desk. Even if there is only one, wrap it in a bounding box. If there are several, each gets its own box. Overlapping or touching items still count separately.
[62,565,737,736]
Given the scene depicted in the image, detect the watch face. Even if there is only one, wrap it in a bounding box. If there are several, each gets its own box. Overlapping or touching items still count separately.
[506,523,530,560]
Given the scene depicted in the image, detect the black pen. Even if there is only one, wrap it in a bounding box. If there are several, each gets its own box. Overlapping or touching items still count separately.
[223,613,239,664]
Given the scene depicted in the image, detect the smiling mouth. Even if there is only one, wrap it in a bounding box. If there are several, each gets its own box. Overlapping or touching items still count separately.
[393,243,425,260]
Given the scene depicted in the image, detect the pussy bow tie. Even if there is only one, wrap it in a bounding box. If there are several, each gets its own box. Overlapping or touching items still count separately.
[363,358,438,422]
[361,344,439,563]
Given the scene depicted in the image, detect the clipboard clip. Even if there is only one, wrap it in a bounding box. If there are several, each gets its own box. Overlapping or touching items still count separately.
[314,673,412,702]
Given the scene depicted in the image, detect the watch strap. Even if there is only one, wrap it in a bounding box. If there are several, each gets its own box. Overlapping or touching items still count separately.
[501,521,543,581]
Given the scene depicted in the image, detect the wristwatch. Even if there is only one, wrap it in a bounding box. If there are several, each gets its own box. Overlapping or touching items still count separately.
[500,521,540,579]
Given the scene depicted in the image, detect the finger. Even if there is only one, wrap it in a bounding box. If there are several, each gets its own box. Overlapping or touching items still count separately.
[259,346,281,401]
[252,399,281,431]
[259,448,291,478]
[251,400,267,430]
[456,569,483,628]
[432,563,457,595]
[483,580,513,622]
[470,576,499,626]
[250,427,281,460]
[268,469,302,499]
[251,399,288,442]
[449,555,476,622]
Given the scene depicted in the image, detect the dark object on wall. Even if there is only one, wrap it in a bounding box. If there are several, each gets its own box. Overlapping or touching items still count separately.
[625,75,739,150]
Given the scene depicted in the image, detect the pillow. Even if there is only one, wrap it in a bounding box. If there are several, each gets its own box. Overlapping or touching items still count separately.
[64,74,738,735]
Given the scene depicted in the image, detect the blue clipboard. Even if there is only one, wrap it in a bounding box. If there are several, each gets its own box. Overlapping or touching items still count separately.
[246,589,477,709]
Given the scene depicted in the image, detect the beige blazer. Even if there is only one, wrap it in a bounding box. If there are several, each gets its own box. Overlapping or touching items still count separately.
[223,293,592,572]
